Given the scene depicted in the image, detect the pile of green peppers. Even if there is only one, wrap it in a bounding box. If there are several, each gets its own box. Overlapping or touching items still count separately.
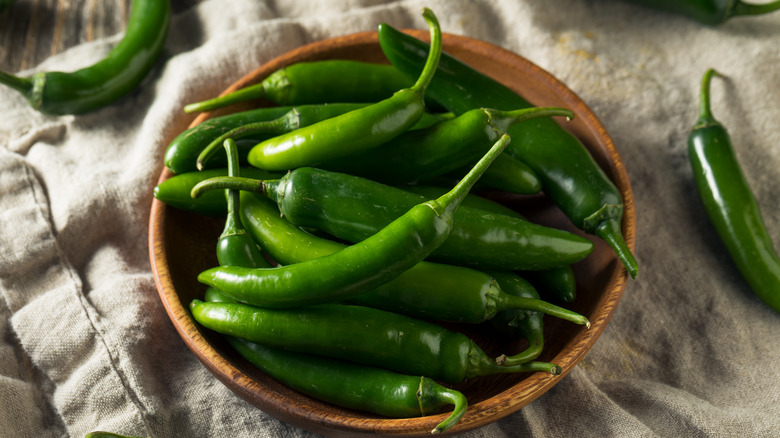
[154,8,636,433]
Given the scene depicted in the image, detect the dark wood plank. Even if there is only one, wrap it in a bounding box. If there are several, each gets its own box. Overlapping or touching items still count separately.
[0,0,132,72]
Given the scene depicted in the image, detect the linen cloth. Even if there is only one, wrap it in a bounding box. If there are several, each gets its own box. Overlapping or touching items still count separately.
[1,0,779,436]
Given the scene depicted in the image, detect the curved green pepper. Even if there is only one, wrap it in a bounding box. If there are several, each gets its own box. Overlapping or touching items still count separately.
[164,103,365,174]
[197,107,450,171]
[183,60,415,114]
[0,0,170,115]
[688,69,780,313]
[229,337,467,433]
[191,300,561,384]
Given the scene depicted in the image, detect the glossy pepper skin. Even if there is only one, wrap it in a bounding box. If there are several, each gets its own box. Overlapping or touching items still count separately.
[234,192,589,326]
[238,192,508,323]
[194,103,373,170]
[320,106,573,194]
[184,60,417,113]
[404,185,579,304]
[153,167,280,217]
[620,0,780,25]
[229,338,466,433]
[443,152,542,195]
[204,289,468,433]
[190,300,560,384]
[194,135,510,308]
[206,167,593,271]
[245,8,442,171]
[214,139,272,269]
[0,0,170,115]
[164,104,364,174]
[688,69,780,313]
[197,106,449,171]
[165,105,291,173]
[377,24,637,279]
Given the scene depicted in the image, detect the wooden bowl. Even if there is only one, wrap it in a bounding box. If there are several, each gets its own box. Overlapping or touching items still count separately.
[149,29,635,437]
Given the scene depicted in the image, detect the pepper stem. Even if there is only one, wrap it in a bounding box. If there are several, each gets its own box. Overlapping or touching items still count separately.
[694,68,721,129]
[432,134,510,217]
[495,333,544,366]
[0,70,32,95]
[488,107,574,135]
[196,117,289,170]
[221,139,242,236]
[191,175,270,199]
[410,8,442,94]
[494,293,590,327]
[732,1,780,17]
[429,386,468,434]
[184,83,267,113]
[467,341,561,379]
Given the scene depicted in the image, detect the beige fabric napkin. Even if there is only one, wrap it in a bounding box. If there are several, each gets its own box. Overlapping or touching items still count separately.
[1,0,778,437]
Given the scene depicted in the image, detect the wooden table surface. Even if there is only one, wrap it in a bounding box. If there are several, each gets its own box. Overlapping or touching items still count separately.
[0,0,194,73]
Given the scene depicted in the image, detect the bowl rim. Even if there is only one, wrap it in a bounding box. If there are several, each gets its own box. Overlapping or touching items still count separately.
[149,29,635,437]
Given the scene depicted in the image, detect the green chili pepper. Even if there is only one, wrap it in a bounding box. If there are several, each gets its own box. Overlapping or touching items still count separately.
[214,139,272,269]
[524,268,577,304]
[401,184,524,217]
[403,184,578,303]
[488,271,546,366]
[196,168,593,271]
[195,134,509,308]
[688,69,780,313]
[190,300,561,384]
[320,106,572,194]
[377,24,638,279]
[230,189,588,326]
[164,103,366,174]
[229,337,467,433]
[183,60,416,114]
[620,0,780,25]
[244,8,442,171]
[0,0,170,115]
[442,152,542,195]
[204,289,468,433]
[196,106,448,171]
[153,167,280,217]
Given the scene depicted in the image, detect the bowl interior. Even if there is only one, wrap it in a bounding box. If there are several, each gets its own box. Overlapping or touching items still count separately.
[149,29,635,437]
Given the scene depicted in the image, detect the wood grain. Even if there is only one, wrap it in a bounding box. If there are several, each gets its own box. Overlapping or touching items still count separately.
[149,30,636,437]
[0,0,130,72]
[0,0,199,73]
